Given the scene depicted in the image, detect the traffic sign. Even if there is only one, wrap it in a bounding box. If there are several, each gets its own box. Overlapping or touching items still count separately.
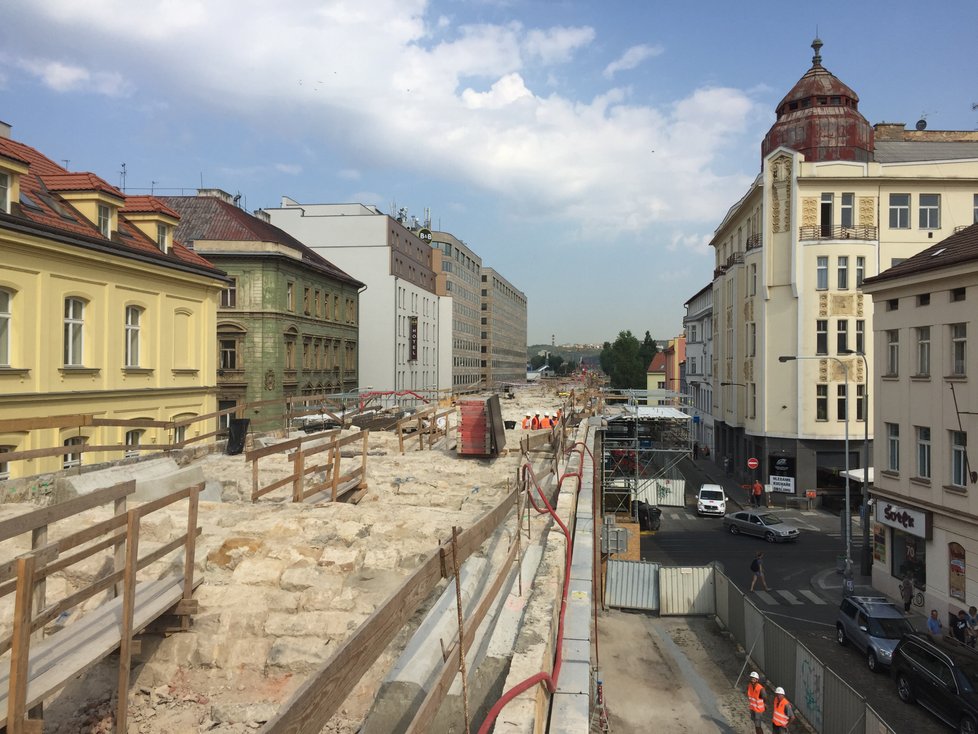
[747,457,759,470]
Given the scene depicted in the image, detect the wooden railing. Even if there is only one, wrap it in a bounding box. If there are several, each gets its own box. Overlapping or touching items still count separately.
[0,480,200,732]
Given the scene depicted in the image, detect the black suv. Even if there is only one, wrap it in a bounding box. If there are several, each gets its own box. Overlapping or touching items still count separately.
[891,633,978,733]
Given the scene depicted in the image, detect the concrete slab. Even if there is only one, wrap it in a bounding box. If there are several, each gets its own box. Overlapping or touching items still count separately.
[55,457,211,504]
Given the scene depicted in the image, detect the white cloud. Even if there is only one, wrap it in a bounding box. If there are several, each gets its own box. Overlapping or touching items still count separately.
[17,58,130,96]
[338,169,362,181]
[603,44,663,79]
[5,2,763,240]
[275,163,302,175]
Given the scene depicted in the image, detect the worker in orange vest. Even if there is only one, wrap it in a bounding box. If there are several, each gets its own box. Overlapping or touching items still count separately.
[771,687,795,733]
[555,408,562,425]
[521,412,531,430]
[531,412,541,430]
[746,671,766,734]
[541,413,552,429]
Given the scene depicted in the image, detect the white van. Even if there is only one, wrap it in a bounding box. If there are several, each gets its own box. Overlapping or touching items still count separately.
[696,484,727,516]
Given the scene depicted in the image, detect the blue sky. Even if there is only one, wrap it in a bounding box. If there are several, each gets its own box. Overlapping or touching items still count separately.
[2,1,976,345]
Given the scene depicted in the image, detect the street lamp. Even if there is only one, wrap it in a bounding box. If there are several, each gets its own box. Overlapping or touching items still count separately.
[779,354,852,573]
[842,348,872,576]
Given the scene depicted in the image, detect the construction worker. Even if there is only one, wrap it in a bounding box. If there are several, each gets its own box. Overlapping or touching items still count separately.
[746,671,766,734]
[771,687,795,733]
[521,412,532,430]
[541,413,552,429]
[531,412,541,430]
[555,408,562,425]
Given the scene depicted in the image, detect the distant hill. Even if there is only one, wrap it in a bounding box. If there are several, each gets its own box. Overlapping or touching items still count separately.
[527,344,602,368]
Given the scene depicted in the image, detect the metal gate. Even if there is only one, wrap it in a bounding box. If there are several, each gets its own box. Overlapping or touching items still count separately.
[605,560,660,612]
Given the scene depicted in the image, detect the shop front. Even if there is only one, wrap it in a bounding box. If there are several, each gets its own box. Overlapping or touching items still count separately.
[873,497,931,600]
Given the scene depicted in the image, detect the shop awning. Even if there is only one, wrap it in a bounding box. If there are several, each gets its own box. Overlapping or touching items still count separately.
[840,467,874,484]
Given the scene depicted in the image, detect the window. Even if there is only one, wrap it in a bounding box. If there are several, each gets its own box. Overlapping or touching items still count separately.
[689,324,698,342]
[837,384,847,421]
[886,330,899,376]
[314,290,321,318]
[889,194,910,229]
[951,323,967,376]
[0,289,9,366]
[124,429,142,459]
[816,256,828,290]
[951,431,968,487]
[0,445,10,480]
[284,337,296,370]
[747,323,756,356]
[837,256,849,289]
[837,319,848,353]
[951,288,966,303]
[919,194,940,229]
[97,203,111,237]
[917,294,930,307]
[303,288,311,315]
[974,194,978,224]
[0,172,8,213]
[816,320,828,355]
[856,384,865,421]
[915,326,930,376]
[124,306,141,367]
[220,278,237,308]
[841,193,854,228]
[915,427,931,480]
[156,223,167,251]
[820,193,833,236]
[855,320,865,354]
[887,299,899,311]
[887,423,900,472]
[219,338,237,370]
[749,382,756,418]
[856,256,865,287]
[63,436,84,469]
[286,282,294,311]
[217,400,236,431]
[749,264,757,296]
[816,384,828,421]
[174,425,186,445]
[63,297,84,366]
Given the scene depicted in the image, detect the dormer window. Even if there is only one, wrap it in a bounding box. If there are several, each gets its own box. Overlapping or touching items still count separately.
[156,222,168,251]
[0,171,8,213]
[97,203,111,237]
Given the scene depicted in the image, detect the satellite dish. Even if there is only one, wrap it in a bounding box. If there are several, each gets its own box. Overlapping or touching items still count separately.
[916,119,927,131]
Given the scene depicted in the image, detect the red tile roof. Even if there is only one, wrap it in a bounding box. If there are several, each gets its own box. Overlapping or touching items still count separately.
[647,353,667,372]
[121,195,180,218]
[0,135,222,277]
[162,195,364,287]
[864,223,978,285]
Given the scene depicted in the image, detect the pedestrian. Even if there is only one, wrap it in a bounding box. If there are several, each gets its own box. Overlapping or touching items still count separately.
[693,443,699,460]
[927,609,944,637]
[953,610,970,643]
[531,412,541,430]
[899,574,914,613]
[967,606,978,648]
[724,455,732,475]
[521,412,531,430]
[746,671,766,734]
[750,551,769,592]
[771,687,795,733]
[752,479,764,508]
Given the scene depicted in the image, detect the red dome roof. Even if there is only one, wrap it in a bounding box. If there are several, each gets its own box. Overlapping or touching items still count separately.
[761,39,873,163]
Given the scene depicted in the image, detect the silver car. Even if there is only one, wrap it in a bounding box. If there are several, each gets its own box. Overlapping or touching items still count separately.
[722,510,800,543]
[836,596,915,672]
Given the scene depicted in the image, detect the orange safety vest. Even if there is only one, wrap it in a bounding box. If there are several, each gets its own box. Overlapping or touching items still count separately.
[541,417,552,429]
[521,417,531,429]
[531,417,541,430]
[747,682,765,713]
[772,697,790,727]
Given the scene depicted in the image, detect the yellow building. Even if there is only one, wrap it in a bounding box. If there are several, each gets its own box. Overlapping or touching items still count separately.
[0,123,226,480]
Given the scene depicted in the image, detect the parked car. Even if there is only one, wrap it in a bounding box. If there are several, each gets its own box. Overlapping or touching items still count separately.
[891,632,978,733]
[836,596,915,672]
[722,511,800,543]
[696,484,727,516]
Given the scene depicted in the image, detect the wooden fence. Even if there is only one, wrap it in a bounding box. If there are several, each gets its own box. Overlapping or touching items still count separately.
[0,480,200,733]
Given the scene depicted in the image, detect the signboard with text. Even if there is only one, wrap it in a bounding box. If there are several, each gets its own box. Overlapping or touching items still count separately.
[875,499,928,539]
[768,454,796,494]
[770,475,795,494]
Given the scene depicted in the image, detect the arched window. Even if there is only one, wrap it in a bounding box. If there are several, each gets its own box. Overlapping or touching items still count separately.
[0,288,11,367]
[125,306,142,367]
[63,436,85,469]
[124,429,143,458]
[64,297,85,366]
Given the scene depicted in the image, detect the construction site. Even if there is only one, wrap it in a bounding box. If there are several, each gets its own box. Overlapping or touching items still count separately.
[0,382,754,734]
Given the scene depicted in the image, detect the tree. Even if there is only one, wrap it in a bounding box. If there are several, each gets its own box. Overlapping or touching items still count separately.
[599,331,649,389]
[640,331,657,371]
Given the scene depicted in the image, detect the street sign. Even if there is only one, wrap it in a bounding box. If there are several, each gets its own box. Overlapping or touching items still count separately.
[747,457,759,470]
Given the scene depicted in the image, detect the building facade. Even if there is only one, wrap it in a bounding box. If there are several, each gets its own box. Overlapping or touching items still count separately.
[164,191,364,432]
[0,124,225,479]
[710,39,978,494]
[430,231,483,389]
[684,284,714,453]
[266,200,450,396]
[862,224,978,616]
[480,268,528,386]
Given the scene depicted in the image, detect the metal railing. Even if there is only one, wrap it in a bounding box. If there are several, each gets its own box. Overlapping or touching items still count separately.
[798,225,878,241]
[746,232,762,250]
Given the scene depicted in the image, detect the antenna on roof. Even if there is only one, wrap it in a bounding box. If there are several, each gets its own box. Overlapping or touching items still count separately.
[151,180,158,195]
[119,162,127,192]
[61,159,70,170]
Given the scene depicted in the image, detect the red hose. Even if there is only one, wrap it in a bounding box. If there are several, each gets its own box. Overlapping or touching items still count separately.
[477,436,594,734]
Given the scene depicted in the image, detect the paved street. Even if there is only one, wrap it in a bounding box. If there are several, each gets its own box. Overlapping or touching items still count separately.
[635,456,950,734]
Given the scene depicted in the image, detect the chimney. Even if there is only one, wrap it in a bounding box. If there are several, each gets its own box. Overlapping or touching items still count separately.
[873,122,907,141]
[253,209,271,223]
[197,188,233,204]
[0,121,11,139]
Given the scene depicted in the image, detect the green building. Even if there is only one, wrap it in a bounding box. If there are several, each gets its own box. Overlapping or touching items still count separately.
[164,190,364,432]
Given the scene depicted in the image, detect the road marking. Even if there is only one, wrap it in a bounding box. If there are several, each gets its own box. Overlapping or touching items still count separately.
[800,511,819,516]
[754,590,778,604]
[775,590,804,606]
[797,590,827,605]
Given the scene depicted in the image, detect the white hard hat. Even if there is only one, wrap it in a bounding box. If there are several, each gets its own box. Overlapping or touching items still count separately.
[525,412,531,416]
[749,672,759,679]
[775,687,785,695]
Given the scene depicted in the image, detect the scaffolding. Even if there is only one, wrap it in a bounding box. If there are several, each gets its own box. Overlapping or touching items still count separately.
[599,404,692,516]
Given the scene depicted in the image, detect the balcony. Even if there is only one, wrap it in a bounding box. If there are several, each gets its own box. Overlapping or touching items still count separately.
[746,233,762,250]
[798,225,878,241]
[726,252,744,267]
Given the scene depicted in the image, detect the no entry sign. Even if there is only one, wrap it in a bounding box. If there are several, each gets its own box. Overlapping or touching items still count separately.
[747,457,759,470]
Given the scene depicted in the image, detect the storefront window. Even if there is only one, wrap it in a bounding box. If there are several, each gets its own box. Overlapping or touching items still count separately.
[891,529,926,588]
[950,543,966,602]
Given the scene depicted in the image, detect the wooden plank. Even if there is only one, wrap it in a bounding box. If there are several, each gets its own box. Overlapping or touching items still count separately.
[7,556,36,734]
[0,547,59,589]
[0,414,92,432]
[116,510,140,729]
[89,418,171,428]
[0,481,135,542]
[252,475,295,502]
[261,487,519,734]
[245,435,303,462]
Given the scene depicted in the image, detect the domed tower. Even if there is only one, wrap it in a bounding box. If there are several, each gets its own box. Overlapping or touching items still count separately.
[761,38,874,162]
